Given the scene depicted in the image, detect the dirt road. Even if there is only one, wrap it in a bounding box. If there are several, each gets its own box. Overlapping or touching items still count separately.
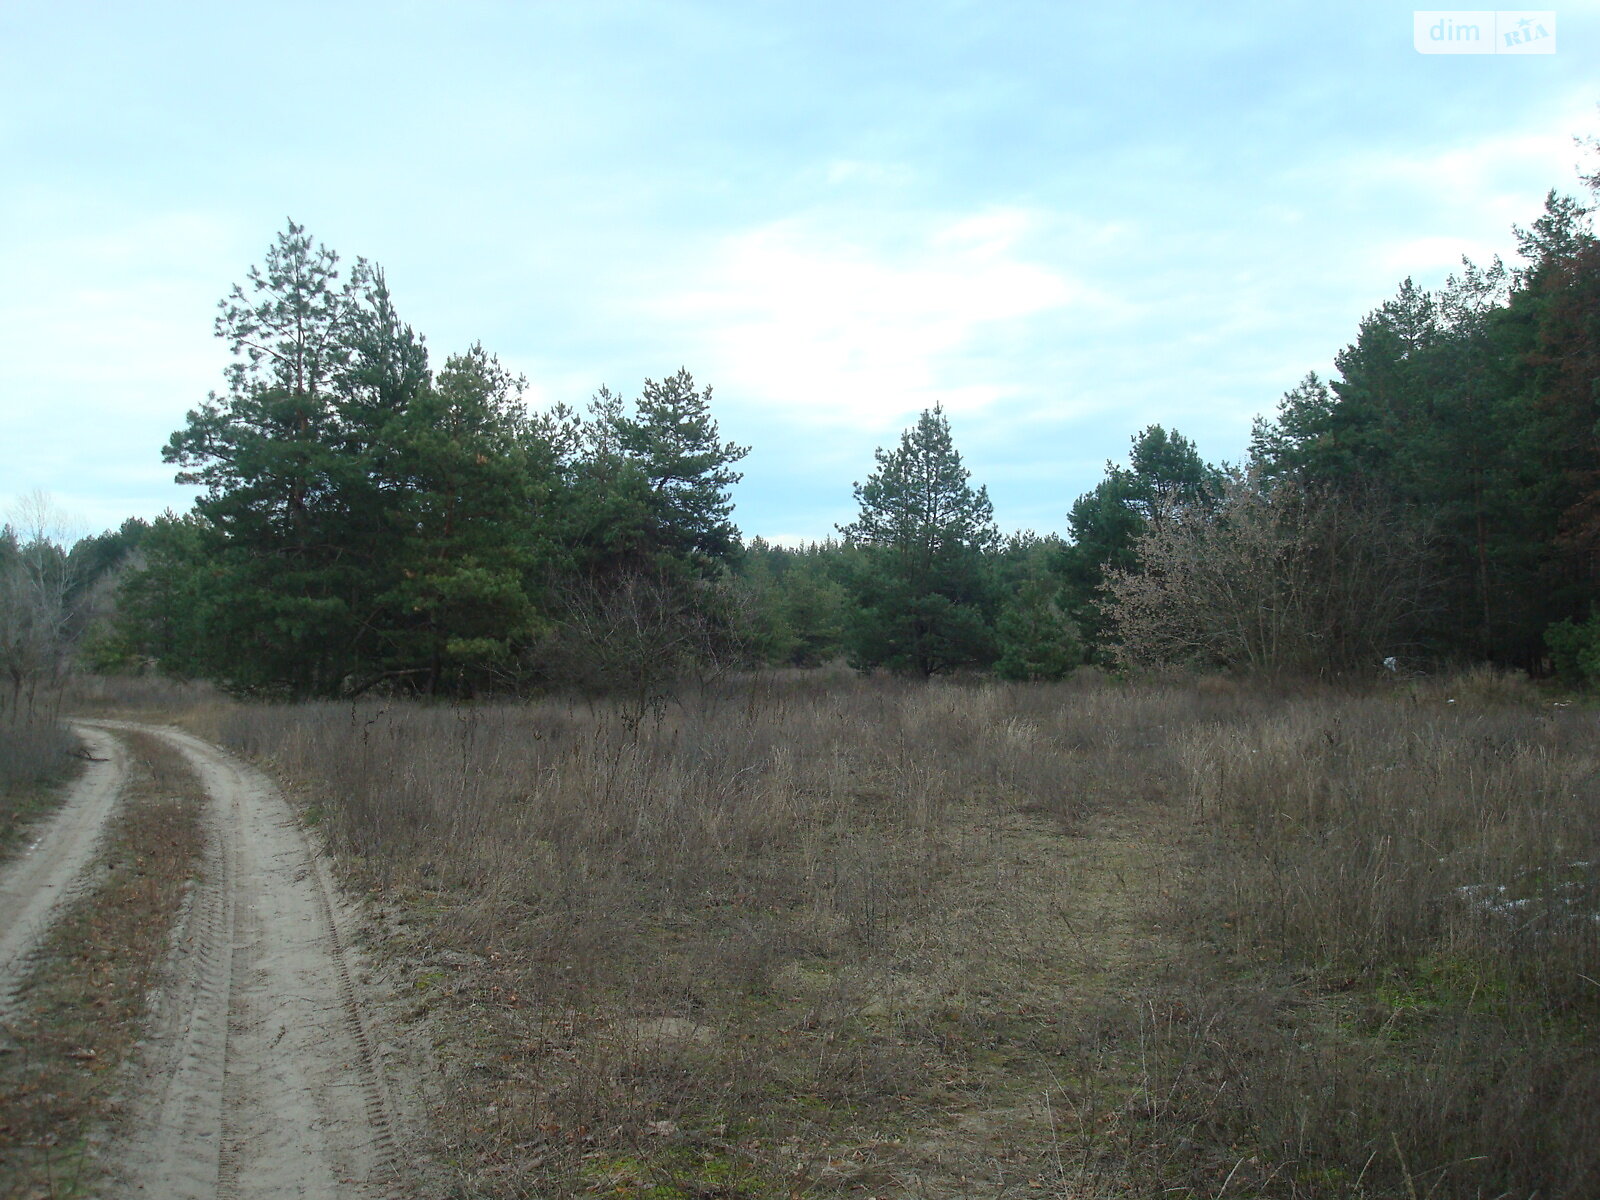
[0,721,126,1019]
[5,721,408,1199]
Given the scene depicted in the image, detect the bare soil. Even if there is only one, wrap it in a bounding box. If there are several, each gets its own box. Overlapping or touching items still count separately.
[97,722,410,1200]
[0,719,419,1200]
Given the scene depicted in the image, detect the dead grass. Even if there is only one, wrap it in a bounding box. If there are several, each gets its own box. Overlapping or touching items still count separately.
[1,675,212,863]
[62,674,222,725]
[0,701,78,863]
[86,667,1598,1199]
[1148,680,1600,1199]
[0,730,207,1199]
[160,673,1279,1198]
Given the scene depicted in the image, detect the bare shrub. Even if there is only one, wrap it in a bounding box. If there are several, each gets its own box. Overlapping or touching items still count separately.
[1,493,85,717]
[1105,474,1434,676]
[531,567,753,724]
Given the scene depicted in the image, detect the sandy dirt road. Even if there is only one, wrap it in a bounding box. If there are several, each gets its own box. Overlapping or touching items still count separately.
[0,721,127,1020]
[69,721,407,1200]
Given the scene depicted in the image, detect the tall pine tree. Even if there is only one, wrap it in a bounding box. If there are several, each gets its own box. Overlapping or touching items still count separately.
[839,406,999,676]
[160,223,549,695]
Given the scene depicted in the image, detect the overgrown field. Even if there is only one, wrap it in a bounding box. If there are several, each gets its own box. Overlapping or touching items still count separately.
[93,669,1600,1199]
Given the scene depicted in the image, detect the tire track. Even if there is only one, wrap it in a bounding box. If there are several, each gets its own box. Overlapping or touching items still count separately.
[0,721,127,1021]
[100,722,405,1200]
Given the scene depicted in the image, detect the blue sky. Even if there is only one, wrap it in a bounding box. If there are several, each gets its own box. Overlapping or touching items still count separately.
[2,1,1596,543]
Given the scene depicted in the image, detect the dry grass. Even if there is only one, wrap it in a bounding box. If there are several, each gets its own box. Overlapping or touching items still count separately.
[87,667,1599,1199]
[1142,682,1600,1199]
[171,672,1244,1198]
[0,731,208,1199]
[62,674,222,724]
[0,700,77,861]
[2,675,217,862]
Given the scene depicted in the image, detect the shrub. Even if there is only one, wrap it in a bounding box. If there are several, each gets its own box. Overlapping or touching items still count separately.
[1546,610,1600,686]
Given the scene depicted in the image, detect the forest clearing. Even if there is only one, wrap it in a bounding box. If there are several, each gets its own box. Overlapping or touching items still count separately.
[2,669,1594,1199]
[2,27,1598,1198]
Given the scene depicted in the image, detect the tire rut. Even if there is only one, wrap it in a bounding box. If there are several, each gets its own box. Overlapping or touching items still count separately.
[98,721,406,1200]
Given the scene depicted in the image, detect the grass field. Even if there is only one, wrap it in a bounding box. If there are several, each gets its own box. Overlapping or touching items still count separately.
[73,668,1600,1199]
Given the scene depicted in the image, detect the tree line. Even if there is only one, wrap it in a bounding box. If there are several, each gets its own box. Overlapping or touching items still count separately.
[738,161,1600,684]
[11,157,1599,697]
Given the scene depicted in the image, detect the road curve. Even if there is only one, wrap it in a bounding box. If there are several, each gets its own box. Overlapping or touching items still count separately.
[93,721,406,1200]
[0,721,127,1019]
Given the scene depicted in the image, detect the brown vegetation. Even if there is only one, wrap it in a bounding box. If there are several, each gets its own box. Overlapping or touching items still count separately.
[179,670,1211,1198]
[0,702,76,861]
[1105,477,1435,676]
[82,667,1598,1199]
[1151,676,1600,1198]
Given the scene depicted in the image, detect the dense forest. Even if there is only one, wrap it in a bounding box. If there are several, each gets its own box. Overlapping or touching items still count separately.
[5,156,1599,701]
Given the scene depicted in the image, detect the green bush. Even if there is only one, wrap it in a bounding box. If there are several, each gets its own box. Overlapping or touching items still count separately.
[994,579,1081,681]
[1546,612,1600,686]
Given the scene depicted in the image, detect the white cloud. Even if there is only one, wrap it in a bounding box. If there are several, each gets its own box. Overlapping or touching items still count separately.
[1371,234,1508,280]
[1356,122,1590,204]
[653,207,1104,430]
[1336,99,1599,277]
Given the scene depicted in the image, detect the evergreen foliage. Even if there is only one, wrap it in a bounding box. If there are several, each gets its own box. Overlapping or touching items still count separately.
[838,407,1000,676]
[1546,610,1600,686]
[616,368,749,572]
[71,158,1600,690]
[1060,425,1219,652]
[127,223,751,697]
[1246,185,1600,669]
[994,577,1080,681]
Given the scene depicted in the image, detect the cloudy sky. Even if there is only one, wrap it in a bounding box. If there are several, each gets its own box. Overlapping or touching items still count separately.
[2,1,1595,543]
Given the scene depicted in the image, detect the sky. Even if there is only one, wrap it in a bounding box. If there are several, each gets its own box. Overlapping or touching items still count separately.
[2,1,1596,545]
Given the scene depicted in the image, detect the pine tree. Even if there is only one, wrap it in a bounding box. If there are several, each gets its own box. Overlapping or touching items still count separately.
[161,222,377,691]
[159,223,548,695]
[530,372,751,699]
[839,406,999,676]
[994,577,1081,681]
[616,367,749,572]
[1247,220,1598,668]
[375,345,547,694]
